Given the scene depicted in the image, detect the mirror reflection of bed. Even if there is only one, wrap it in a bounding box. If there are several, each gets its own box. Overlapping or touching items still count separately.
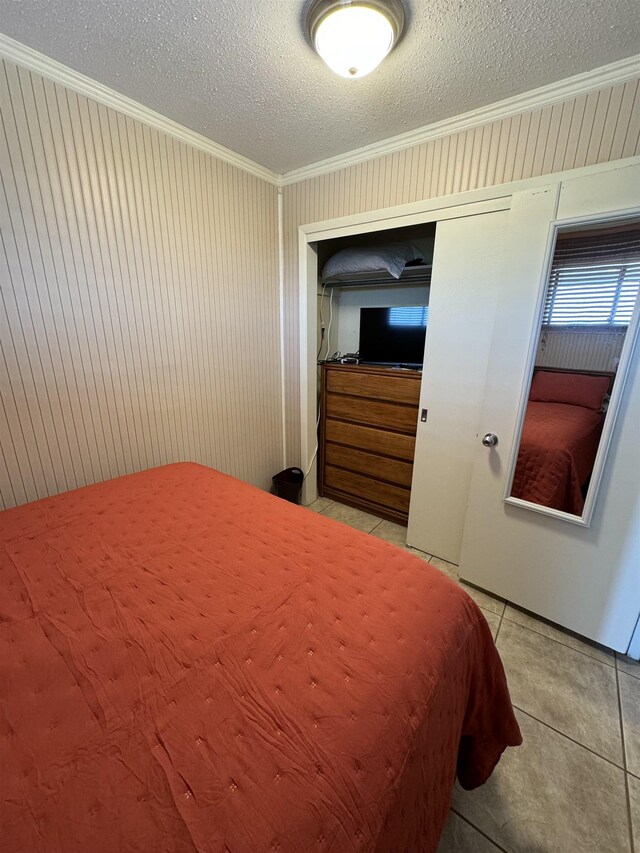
[509,219,640,516]
[511,368,614,514]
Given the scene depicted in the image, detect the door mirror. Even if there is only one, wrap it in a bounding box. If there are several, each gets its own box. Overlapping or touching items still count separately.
[505,217,640,525]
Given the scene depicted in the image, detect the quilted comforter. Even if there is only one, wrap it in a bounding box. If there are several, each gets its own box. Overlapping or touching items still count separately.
[1,463,520,852]
[511,401,604,514]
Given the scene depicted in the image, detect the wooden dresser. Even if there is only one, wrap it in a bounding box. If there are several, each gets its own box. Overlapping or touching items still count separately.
[319,363,421,525]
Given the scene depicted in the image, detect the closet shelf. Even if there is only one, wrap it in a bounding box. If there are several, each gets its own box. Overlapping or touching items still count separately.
[321,263,432,289]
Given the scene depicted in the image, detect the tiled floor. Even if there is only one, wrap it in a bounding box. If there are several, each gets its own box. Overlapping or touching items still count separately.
[305,497,640,853]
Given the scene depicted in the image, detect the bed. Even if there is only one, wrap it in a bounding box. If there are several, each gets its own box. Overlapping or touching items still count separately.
[511,369,612,514]
[1,463,520,852]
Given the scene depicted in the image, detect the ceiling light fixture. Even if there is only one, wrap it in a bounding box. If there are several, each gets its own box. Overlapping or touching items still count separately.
[307,0,405,79]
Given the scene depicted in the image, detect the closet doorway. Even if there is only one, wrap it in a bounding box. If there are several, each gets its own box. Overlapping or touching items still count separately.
[314,224,434,526]
[298,191,513,540]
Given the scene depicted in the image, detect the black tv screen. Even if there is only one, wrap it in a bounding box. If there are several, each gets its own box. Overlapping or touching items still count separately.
[359,306,427,367]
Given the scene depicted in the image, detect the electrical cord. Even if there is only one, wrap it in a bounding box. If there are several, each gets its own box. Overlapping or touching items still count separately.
[317,282,328,360]
[303,400,322,480]
[309,284,331,479]
[317,352,342,365]
[307,286,337,479]
[324,287,334,361]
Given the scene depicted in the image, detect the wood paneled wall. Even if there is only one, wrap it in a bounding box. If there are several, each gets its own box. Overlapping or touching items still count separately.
[3,56,639,504]
[536,327,627,372]
[0,58,281,509]
[282,78,640,462]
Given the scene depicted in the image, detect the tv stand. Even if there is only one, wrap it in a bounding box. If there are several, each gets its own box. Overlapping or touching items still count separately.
[319,363,421,526]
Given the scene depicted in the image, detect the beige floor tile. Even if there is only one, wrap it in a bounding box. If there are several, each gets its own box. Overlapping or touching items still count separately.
[617,653,640,680]
[480,608,501,641]
[453,709,631,853]
[369,521,439,567]
[629,774,640,851]
[370,519,409,548]
[424,556,459,582]
[406,546,434,562]
[437,811,500,852]
[496,619,622,765]
[504,604,614,666]
[303,496,334,513]
[460,582,505,616]
[320,501,382,533]
[619,672,640,777]
[402,543,432,560]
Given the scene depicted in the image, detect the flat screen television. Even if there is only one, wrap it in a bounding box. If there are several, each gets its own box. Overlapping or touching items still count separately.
[359,306,427,368]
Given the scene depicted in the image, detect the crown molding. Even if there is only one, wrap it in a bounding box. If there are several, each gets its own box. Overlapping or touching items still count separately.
[280,53,640,186]
[0,32,280,185]
[2,32,638,190]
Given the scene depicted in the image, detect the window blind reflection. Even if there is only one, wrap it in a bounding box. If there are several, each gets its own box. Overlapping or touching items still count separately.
[388,306,428,327]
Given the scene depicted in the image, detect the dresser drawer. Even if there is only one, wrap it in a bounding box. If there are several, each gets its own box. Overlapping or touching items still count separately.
[325,443,413,488]
[327,368,420,405]
[320,364,419,523]
[326,394,418,434]
[325,419,416,462]
[325,466,411,514]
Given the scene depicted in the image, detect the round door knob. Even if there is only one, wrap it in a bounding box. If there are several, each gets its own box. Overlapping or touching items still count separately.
[482,433,499,448]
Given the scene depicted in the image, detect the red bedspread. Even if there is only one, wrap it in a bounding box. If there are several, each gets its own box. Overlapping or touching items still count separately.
[511,401,604,514]
[1,463,520,852]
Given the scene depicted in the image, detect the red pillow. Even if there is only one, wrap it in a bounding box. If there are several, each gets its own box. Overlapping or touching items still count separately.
[529,371,610,410]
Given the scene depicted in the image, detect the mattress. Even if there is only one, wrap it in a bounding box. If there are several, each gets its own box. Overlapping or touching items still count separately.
[0,463,520,852]
[511,401,604,513]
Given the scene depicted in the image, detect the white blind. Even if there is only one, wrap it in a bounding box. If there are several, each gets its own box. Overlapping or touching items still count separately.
[388,306,428,327]
[543,227,640,327]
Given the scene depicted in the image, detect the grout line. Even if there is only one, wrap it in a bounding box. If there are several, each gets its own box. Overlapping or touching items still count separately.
[500,612,616,668]
[419,552,434,561]
[450,808,510,852]
[494,607,506,643]
[493,596,510,643]
[513,706,626,772]
[615,664,636,853]
[616,653,640,680]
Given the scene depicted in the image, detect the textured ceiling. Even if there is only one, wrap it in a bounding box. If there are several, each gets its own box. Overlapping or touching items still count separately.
[1,0,639,174]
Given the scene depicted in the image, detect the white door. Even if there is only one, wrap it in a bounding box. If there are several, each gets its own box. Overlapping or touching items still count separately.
[459,163,640,652]
[407,192,557,563]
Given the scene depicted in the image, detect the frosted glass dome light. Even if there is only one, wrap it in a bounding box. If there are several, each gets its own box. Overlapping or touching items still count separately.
[307,1,404,79]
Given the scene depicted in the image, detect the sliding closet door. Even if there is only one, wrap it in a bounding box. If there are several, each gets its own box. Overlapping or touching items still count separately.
[460,164,640,651]
[407,207,513,563]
